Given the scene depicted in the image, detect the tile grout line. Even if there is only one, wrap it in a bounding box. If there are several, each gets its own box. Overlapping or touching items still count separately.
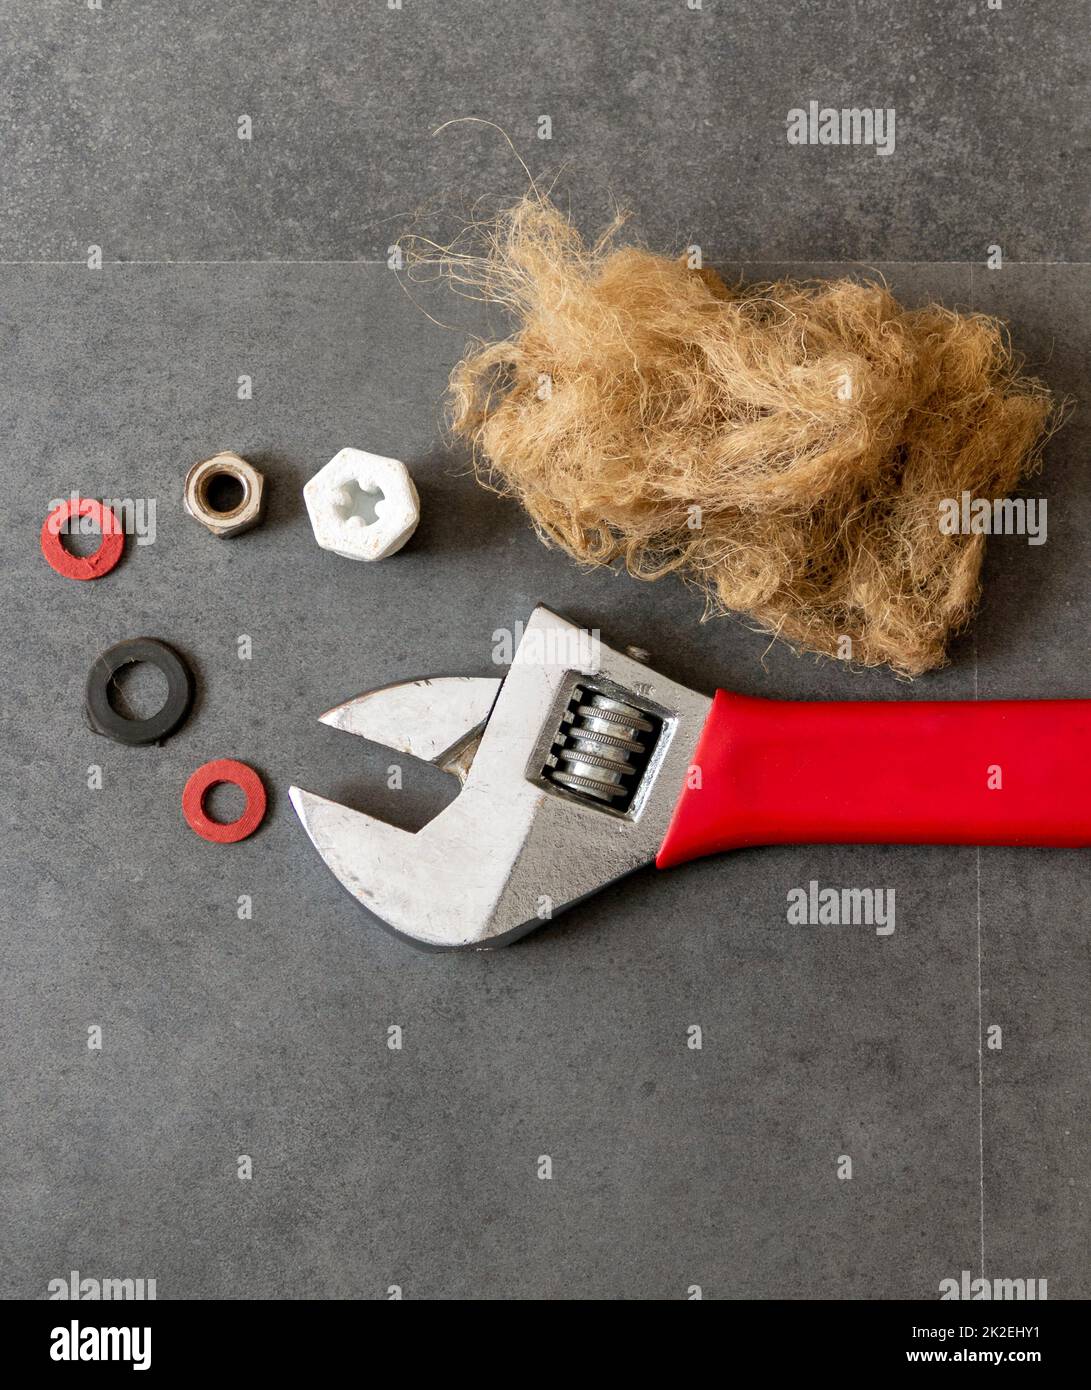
[976,841,985,1279]
[0,258,1087,268]
[0,258,392,266]
[967,227,986,1271]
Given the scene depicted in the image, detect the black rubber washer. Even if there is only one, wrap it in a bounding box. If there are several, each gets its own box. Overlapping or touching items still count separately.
[85,637,194,746]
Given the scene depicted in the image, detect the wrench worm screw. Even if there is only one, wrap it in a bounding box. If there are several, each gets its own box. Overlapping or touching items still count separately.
[544,688,662,809]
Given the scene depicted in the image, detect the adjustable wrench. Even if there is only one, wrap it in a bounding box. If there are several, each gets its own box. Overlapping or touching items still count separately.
[290,605,1091,949]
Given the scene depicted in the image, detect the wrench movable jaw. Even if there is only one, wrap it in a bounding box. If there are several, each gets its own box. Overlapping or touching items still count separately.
[290,606,712,948]
[318,676,500,781]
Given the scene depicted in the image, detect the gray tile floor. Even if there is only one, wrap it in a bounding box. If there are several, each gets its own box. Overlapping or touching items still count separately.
[1,2,1086,1299]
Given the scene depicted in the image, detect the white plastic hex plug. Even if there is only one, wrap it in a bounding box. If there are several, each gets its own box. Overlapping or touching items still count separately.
[303,447,420,562]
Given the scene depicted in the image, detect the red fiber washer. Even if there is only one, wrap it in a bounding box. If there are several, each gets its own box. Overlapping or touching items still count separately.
[183,759,267,844]
[41,497,125,580]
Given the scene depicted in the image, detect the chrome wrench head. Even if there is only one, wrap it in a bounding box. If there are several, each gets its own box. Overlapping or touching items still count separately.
[289,605,711,949]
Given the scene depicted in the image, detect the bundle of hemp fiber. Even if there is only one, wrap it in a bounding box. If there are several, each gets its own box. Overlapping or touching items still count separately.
[426,196,1057,677]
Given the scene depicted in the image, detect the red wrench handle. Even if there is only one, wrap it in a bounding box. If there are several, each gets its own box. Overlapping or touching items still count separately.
[656,693,1091,868]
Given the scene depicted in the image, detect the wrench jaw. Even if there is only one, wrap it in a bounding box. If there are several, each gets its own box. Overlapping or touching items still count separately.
[318,676,500,782]
[287,785,523,949]
[289,606,712,949]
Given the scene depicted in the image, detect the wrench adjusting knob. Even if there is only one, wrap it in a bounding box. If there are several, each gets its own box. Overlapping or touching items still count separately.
[542,685,662,813]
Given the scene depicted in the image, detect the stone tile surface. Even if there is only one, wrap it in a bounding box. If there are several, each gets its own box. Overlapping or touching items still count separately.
[0,3,1086,1301]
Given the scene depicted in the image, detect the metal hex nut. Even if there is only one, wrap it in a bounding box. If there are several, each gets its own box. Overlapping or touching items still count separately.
[303,447,420,562]
[184,452,265,538]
